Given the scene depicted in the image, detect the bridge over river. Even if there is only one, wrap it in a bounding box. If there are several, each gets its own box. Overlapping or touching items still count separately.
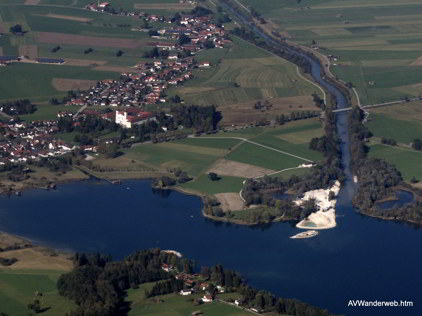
[332,97,421,113]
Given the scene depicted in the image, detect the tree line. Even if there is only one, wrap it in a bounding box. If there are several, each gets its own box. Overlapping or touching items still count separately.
[56,248,339,316]
[0,99,36,115]
[348,107,422,225]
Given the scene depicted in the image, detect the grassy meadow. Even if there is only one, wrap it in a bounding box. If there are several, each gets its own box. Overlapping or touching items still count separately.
[0,63,116,102]
[0,235,75,316]
[368,144,422,181]
[0,2,159,102]
[365,101,422,182]
[0,269,75,316]
[122,118,323,195]
[366,101,422,143]
[126,282,257,316]
[178,37,319,107]
[239,0,422,105]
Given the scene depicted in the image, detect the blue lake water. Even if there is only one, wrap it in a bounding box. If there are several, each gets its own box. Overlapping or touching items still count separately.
[377,190,414,210]
[0,179,420,316]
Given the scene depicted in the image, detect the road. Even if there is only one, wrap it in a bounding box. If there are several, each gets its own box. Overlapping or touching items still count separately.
[331,97,421,113]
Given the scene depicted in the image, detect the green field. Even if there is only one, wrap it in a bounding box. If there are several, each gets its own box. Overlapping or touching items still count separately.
[123,119,322,194]
[19,103,75,121]
[0,269,75,316]
[177,37,319,107]
[366,113,422,144]
[127,283,256,316]
[180,174,245,194]
[238,0,422,105]
[224,142,306,171]
[125,142,221,176]
[0,63,117,102]
[368,144,422,181]
[363,102,422,182]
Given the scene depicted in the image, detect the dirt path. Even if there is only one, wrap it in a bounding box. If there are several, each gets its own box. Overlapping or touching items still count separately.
[208,159,275,178]
[191,136,314,163]
[24,0,40,5]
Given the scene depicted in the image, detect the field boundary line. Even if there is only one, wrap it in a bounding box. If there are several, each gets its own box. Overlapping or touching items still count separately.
[369,140,422,154]
[255,165,311,179]
[233,0,251,12]
[192,136,314,163]
[352,87,361,107]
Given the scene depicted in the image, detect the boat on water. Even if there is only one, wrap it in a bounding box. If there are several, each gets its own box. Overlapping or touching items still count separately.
[290,230,319,239]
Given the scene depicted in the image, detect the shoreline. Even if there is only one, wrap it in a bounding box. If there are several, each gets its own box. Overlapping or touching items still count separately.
[2,171,419,229]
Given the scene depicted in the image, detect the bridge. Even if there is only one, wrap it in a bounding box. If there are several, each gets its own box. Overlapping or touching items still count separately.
[332,97,421,113]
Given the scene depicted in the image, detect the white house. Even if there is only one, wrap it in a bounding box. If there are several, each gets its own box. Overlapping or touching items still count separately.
[180,289,192,296]
[115,110,156,129]
[202,294,213,303]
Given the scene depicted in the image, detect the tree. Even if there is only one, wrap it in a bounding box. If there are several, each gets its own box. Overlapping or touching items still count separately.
[141,19,149,29]
[208,172,220,181]
[116,50,124,57]
[412,139,422,150]
[9,24,23,34]
[179,34,191,45]
[50,98,60,105]
[98,143,120,158]
[170,95,181,103]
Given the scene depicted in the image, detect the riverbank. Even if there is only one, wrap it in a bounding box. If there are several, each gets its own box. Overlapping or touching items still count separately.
[0,232,73,271]
[0,166,90,196]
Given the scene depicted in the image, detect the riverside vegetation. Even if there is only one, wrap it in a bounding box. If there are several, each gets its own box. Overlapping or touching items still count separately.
[348,107,422,224]
[53,248,339,316]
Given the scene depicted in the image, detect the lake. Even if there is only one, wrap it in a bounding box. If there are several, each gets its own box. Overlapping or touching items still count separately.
[0,179,420,316]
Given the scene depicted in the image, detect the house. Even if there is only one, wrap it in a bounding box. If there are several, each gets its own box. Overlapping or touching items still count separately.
[202,294,213,303]
[161,264,174,272]
[180,289,192,295]
[98,2,110,9]
[199,283,209,291]
[235,298,245,306]
[199,61,211,68]
[216,285,225,293]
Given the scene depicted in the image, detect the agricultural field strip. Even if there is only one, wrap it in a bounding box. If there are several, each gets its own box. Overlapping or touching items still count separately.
[192,136,314,163]
[368,139,422,154]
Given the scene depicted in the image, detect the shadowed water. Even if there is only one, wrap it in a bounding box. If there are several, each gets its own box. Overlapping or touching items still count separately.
[0,180,420,316]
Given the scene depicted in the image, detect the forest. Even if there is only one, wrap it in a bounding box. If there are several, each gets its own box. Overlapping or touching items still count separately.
[57,249,339,316]
[348,107,422,224]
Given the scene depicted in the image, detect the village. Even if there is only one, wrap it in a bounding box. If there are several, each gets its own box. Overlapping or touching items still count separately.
[0,119,72,165]
[0,6,233,166]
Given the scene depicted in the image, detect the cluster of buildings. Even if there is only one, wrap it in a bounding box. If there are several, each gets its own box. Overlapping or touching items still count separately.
[0,120,72,165]
[161,264,225,304]
[66,58,196,108]
[150,15,232,51]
